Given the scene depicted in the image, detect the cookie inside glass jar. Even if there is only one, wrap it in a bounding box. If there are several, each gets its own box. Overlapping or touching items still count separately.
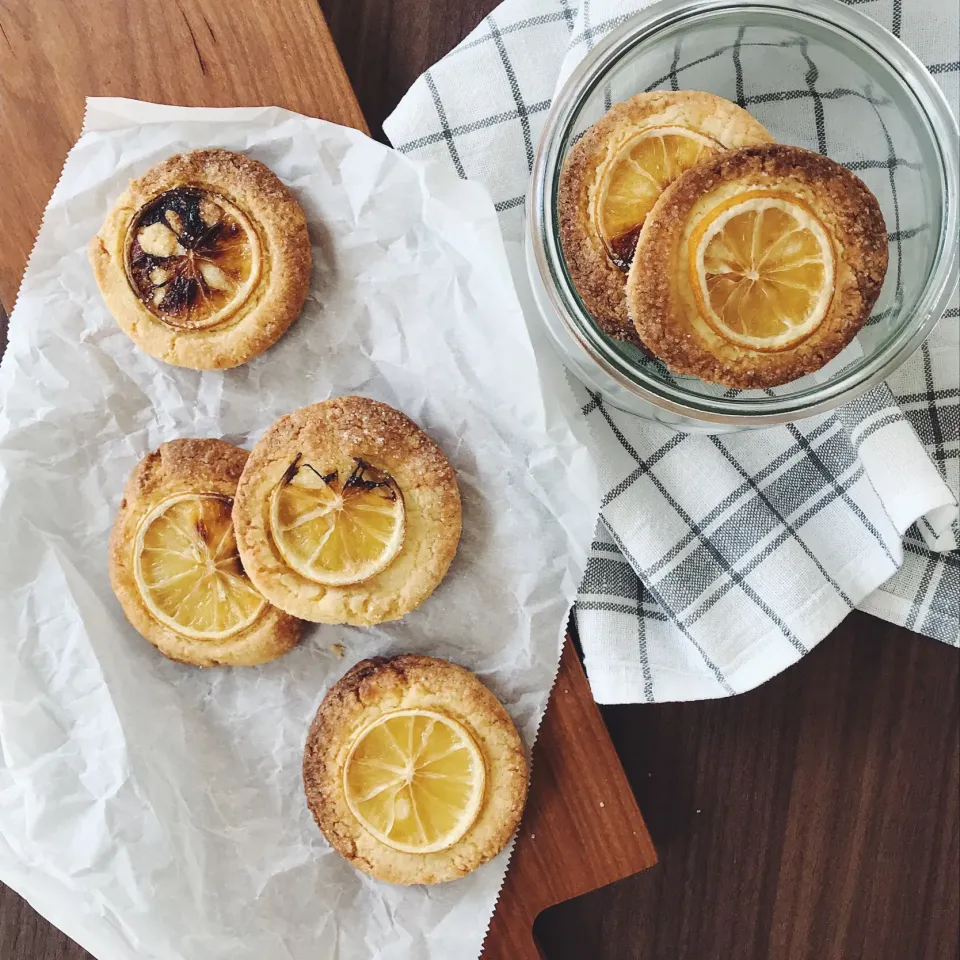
[557,91,774,345]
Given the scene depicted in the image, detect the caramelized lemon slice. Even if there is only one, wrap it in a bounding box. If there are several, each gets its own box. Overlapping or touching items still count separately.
[269,457,405,586]
[134,493,266,640]
[593,126,720,268]
[690,189,835,352]
[125,187,261,331]
[344,708,486,854]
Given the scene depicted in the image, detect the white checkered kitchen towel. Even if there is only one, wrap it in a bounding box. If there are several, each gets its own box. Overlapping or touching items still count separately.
[385,0,960,703]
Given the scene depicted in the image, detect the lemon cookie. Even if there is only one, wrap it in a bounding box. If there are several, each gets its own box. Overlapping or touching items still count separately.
[109,439,302,666]
[628,144,888,388]
[303,654,528,884]
[233,397,461,625]
[558,91,774,344]
[90,149,311,369]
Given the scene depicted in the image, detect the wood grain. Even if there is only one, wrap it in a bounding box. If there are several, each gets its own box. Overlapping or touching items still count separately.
[482,641,657,960]
[534,614,960,960]
[321,0,493,142]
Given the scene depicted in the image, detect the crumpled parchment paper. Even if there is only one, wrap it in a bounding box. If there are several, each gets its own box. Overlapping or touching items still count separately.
[0,98,600,960]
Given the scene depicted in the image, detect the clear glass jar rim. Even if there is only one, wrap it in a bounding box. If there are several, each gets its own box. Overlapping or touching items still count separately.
[528,0,960,426]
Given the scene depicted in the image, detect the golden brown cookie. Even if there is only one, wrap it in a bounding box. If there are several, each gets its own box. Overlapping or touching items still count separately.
[109,439,302,666]
[233,397,461,625]
[303,654,528,885]
[558,91,774,344]
[628,144,888,388]
[89,149,311,370]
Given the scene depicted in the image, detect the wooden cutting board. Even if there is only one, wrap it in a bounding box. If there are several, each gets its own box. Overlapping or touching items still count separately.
[482,639,658,960]
[0,3,658,957]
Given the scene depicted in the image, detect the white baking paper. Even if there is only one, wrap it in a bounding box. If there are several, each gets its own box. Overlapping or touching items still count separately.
[0,98,600,960]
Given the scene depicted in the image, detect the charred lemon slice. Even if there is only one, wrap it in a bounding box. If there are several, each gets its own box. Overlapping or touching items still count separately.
[343,708,486,854]
[90,149,311,370]
[134,493,266,640]
[124,188,261,331]
[269,456,405,587]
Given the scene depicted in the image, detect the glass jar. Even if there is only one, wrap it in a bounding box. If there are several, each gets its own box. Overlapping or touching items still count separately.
[526,0,959,432]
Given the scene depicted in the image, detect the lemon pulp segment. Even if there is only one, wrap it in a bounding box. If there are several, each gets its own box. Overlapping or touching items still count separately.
[343,708,486,854]
[134,493,266,640]
[269,457,405,586]
[690,189,835,351]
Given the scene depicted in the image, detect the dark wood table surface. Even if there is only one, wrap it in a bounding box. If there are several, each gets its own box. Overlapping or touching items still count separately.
[1,2,957,958]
